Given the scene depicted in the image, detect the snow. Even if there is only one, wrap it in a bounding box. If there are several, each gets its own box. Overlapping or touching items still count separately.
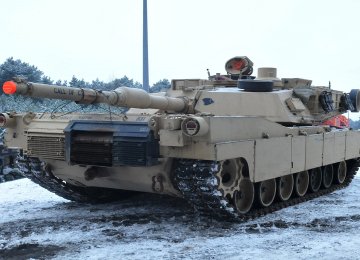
[1,176,360,259]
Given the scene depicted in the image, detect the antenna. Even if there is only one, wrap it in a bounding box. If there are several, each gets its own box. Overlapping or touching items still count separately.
[207,69,211,79]
[143,0,149,92]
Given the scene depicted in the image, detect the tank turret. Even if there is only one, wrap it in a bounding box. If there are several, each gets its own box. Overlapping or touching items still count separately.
[2,56,360,221]
[3,57,359,125]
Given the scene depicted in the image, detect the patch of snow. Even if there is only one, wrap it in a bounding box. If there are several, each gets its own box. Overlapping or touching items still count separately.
[0,175,359,259]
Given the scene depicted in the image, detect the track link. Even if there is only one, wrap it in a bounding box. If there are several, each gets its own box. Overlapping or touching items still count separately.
[174,158,360,221]
[17,156,133,203]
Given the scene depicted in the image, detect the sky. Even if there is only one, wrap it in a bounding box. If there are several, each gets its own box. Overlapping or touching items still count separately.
[1,0,360,95]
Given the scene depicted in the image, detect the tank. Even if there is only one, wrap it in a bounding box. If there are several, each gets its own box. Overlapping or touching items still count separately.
[2,56,360,219]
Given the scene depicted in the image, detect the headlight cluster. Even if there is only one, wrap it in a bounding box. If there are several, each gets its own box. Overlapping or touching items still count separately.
[0,113,15,127]
[181,117,209,137]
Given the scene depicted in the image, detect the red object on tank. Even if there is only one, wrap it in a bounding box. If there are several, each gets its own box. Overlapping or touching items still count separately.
[232,60,246,71]
[322,115,349,128]
[3,81,17,94]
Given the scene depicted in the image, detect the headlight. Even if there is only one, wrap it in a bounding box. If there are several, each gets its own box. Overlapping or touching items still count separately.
[181,117,209,137]
[0,113,15,127]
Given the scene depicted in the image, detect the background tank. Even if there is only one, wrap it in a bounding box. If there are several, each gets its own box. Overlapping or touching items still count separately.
[2,56,360,219]
[0,129,22,183]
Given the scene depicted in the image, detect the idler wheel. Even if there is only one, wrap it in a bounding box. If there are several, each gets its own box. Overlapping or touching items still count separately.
[334,161,347,184]
[233,178,254,214]
[322,164,334,189]
[216,159,242,197]
[294,171,309,197]
[309,168,322,193]
[277,175,293,201]
[256,178,276,207]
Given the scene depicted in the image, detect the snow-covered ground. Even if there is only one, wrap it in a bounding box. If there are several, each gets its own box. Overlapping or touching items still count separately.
[1,175,360,260]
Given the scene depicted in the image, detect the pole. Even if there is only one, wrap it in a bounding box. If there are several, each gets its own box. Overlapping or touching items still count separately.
[143,0,149,92]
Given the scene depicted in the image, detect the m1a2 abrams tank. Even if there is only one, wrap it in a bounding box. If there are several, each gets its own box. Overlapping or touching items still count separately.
[2,56,360,219]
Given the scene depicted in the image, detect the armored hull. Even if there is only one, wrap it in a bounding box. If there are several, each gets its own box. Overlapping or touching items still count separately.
[2,56,360,219]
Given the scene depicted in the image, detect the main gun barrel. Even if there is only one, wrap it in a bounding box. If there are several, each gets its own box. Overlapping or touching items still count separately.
[2,80,187,112]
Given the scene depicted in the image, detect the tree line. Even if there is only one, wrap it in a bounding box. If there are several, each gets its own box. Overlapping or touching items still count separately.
[0,57,170,94]
[0,57,171,113]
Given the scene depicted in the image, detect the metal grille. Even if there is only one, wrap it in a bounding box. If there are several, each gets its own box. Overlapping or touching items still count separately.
[113,141,147,166]
[71,142,112,166]
[27,135,65,160]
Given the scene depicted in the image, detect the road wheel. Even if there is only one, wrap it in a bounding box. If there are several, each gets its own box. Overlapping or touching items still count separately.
[334,161,347,184]
[256,178,276,207]
[233,178,254,214]
[309,168,322,193]
[294,171,309,197]
[322,165,334,189]
[277,175,293,201]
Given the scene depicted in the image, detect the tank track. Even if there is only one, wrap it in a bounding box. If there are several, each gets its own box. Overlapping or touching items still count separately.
[0,170,24,183]
[174,158,360,221]
[17,156,132,203]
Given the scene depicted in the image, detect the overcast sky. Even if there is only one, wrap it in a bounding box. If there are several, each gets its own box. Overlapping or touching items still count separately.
[2,0,360,94]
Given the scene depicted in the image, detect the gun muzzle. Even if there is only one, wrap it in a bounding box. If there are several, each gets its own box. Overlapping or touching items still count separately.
[3,81,17,94]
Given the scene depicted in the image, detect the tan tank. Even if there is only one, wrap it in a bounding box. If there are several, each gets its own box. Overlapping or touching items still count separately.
[2,56,360,219]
